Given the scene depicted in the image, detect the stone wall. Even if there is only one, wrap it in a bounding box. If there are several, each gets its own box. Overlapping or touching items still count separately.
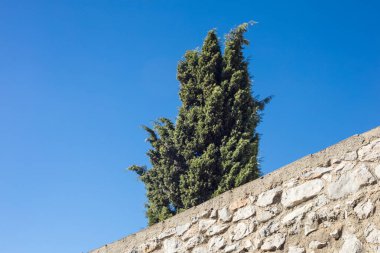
[90,126,380,253]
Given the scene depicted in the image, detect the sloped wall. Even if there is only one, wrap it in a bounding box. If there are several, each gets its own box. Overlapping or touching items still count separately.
[90,126,380,253]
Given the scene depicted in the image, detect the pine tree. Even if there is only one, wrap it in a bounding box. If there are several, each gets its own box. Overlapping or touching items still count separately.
[129,23,270,225]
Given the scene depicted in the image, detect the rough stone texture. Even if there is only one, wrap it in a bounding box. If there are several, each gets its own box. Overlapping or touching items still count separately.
[340,233,363,253]
[232,205,255,222]
[260,233,286,251]
[90,126,380,253]
[288,246,305,253]
[281,179,324,208]
[327,164,375,200]
[256,187,282,207]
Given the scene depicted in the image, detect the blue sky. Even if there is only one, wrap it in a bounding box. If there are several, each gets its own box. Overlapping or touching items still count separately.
[0,0,379,252]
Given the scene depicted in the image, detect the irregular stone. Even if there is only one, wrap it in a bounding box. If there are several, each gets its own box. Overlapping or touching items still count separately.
[270,205,282,215]
[241,239,253,251]
[208,236,226,251]
[256,187,282,207]
[176,223,191,236]
[250,235,264,250]
[257,209,275,223]
[321,173,332,182]
[358,139,380,161]
[231,221,255,241]
[283,178,298,188]
[302,167,332,180]
[281,179,324,208]
[158,227,176,239]
[330,227,342,240]
[232,205,255,222]
[206,224,229,236]
[191,216,199,224]
[185,235,204,250]
[372,246,380,253]
[218,207,232,223]
[374,164,380,179]
[339,233,362,253]
[344,151,358,161]
[333,161,356,174]
[281,202,313,225]
[354,199,374,219]
[365,224,380,244]
[304,211,319,236]
[139,238,160,253]
[224,244,238,253]
[288,246,306,253]
[317,205,341,222]
[309,241,327,249]
[210,209,217,218]
[192,246,208,253]
[313,194,329,208]
[181,225,198,241]
[260,233,286,251]
[198,219,216,232]
[259,221,280,237]
[327,164,375,200]
[163,237,182,253]
[229,198,249,211]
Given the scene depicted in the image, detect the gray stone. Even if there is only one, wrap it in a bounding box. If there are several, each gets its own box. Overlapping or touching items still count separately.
[288,246,305,253]
[354,199,374,219]
[256,187,282,207]
[210,209,218,218]
[344,151,358,161]
[339,233,362,253]
[281,179,324,208]
[185,235,204,250]
[260,233,286,251]
[259,221,280,237]
[333,161,356,174]
[176,223,191,236]
[198,219,216,232]
[309,241,327,249]
[208,236,226,251]
[281,202,313,225]
[257,210,275,223]
[231,221,254,241]
[372,246,380,253]
[358,139,380,161]
[304,211,319,236]
[365,224,380,244]
[192,246,208,253]
[330,227,341,240]
[206,224,229,236]
[163,237,182,253]
[224,244,238,253]
[327,164,375,200]
[181,225,198,241]
[158,227,176,239]
[313,194,330,208]
[374,164,380,179]
[218,207,232,223]
[302,167,332,180]
[138,238,160,253]
[232,205,255,222]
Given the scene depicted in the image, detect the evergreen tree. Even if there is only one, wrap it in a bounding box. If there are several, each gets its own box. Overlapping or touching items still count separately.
[129,23,270,225]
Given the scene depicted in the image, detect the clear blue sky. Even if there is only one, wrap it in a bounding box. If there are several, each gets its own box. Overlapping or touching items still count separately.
[0,0,379,252]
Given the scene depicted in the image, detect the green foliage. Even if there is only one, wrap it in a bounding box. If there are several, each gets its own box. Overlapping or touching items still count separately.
[129,23,271,225]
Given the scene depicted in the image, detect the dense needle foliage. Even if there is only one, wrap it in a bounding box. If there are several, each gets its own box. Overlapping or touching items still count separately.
[129,23,271,225]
